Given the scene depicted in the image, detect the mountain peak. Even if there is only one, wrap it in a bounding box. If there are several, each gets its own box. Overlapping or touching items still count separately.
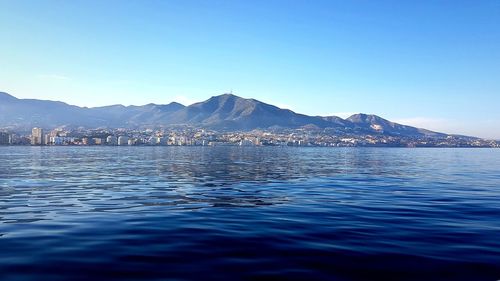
[167,101,185,107]
[347,113,387,123]
[210,93,243,101]
[220,92,238,97]
[159,102,185,111]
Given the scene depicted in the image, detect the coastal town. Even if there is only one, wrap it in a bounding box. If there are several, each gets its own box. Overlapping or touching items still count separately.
[0,126,498,148]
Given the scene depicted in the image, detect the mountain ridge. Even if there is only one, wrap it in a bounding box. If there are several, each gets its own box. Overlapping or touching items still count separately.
[0,91,458,138]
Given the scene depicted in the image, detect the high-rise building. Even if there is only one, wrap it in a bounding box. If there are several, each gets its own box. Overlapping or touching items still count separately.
[117,136,129,146]
[0,132,9,145]
[31,127,43,145]
[106,135,118,145]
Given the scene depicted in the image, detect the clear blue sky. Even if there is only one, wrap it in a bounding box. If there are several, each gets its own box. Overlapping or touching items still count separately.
[1,0,499,139]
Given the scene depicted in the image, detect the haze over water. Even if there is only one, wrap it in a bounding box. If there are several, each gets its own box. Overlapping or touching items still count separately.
[0,146,499,280]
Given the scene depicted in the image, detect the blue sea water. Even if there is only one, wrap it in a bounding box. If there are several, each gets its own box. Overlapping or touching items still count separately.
[0,146,499,281]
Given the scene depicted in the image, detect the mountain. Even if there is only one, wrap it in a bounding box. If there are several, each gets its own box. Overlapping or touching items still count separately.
[0,92,17,102]
[0,92,106,128]
[166,94,339,130]
[89,102,186,127]
[347,113,446,137]
[0,91,450,137]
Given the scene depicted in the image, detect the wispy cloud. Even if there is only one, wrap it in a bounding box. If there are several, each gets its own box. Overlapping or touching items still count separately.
[37,74,71,81]
[393,117,449,129]
[276,103,294,110]
[172,95,197,106]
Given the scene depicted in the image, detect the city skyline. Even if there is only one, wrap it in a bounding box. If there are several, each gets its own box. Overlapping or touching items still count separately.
[1,91,499,141]
[1,1,499,139]
[6,125,499,148]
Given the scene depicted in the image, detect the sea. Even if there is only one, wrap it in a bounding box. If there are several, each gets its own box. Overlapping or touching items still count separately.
[0,146,499,281]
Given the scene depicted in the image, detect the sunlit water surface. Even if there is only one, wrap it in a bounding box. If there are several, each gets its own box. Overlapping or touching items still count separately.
[0,147,499,280]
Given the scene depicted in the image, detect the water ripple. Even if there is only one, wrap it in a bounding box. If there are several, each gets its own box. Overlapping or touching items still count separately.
[0,147,499,280]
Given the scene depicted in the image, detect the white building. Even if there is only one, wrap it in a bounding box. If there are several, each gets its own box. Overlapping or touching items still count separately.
[107,136,118,145]
[118,136,129,146]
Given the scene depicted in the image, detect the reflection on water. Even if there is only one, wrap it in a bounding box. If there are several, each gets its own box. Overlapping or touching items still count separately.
[0,146,499,280]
